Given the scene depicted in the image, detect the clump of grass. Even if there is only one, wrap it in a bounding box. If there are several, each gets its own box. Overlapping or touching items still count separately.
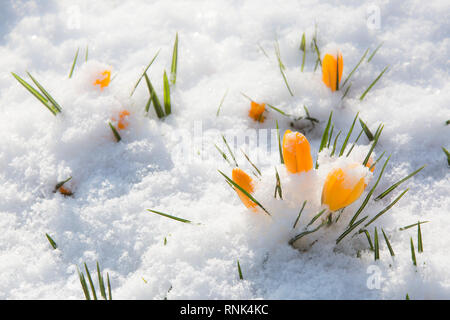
[12,72,62,116]
[78,262,112,300]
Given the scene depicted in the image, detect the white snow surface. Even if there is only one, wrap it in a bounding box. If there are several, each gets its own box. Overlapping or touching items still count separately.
[0,0,449,299]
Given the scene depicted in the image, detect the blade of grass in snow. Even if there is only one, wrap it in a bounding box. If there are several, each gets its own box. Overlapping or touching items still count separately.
[241,148,262,177]
[375,165,425,201]
[26,72,62,113]
[418,222,423,253]
[216,89,228,116]
[237,260,243,280]
[68,48,79,78]
[274,167,282,199]
[339,112,359,156]
[381,228,395,256]
[316,111,333,168]
[45,233,58,250]
[303,105,319,124]
[364,189,409,227]
[85,45,88,62]
[327,124,334,149]
[342,48,369,88]
[400,221,429,231]
[11,73,59,115]
[170,33,178,84]
[144,73,164,118]
[108,122,121,142]
[266,103,290,117]
[336,216,368,244]
[257,42,270,59]
[306,209,326,228]
[363,124,384,166]
[362,229,374,251]
[410,237,417,266]
[341,83,352,100]
[442,147,450,166]
[54,176,72,192]
[293,200,307,229]
[130,49,160,96]
[107,273,112,300]
[77,267,91,300]
[222,134,238,167]
[300,32,306,72]
[215,144,232,166]
[346,128,363,157]
[218,170,271,216]
[147,209,196,224]
[370,151,386,171]
[276,120,284,164]
[97,262,107,300]
[360,66,389,101]
[289,222,326,245]
[312,38,321,68]
[163,70,171,115]
[275,41,294,96]
[348,155,390,226]
[367,42,384,63]
[330,130,341,156]
[84,263,97,300]
[359,118,374,141]
[374,227,380,261]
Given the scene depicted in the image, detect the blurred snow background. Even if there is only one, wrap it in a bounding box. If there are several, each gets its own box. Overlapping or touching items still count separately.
[0,0,449,299]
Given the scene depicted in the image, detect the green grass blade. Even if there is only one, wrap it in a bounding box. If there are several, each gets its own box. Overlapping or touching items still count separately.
[359,118,374,141]
[336,216,368,244]
[362,229,374,251]
[274,167,282,199]
[275,41,294,96]
[339,112,359,156]
[410,237,417,266]
[77,267,91,300]
[300,32,306,72]
[130,49,160,96]
[108,122,121,142]
[222,134,238,167]
[215,144,232,166]
[346,128,363,157]
[85,45,88,62]
[360,66,389,100]
[312,38,321,67]
[327,124,334,149]
[293,200,307,229]
[11,72,57,116]
[276,120,284,164]
[54,176,72,192]
[266,103,290,117]
[367,42,384,63]
[417,222,423,253]
[241,148,261,176]
[374,227,379,261]
[399,221,429,231]
[342,48,369,88]
[84,263,97,300]
[363,124,383,166]
[45,233,58,250]
[348,155,391,226]
[364,189,409,227]
[170,33,178,84]
[218,170,271,216]
[147,209,194,224]
[144,73,164,118]
[107,273,112,300]
[375,165,425,201]
[307,209,326,227]
[237,260,243,280]
[381,228,395,256]
[330,130,341,156]
[289,222,325,245]
[216,89,228,116]
[26,72,62,113]
[68,48,79,78]
[316,111,333,168]
[97,262,107,300]
[163,70,171,115]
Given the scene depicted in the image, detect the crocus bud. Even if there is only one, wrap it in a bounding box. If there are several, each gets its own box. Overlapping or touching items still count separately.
[249,101,265,122]
[94,70,111,90]
[322,52,343,92]
[232,168,257,211]
[282,130,313,174]
[321,163,368,211]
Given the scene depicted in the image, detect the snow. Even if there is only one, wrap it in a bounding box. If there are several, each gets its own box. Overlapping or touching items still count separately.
[0,0,449,300]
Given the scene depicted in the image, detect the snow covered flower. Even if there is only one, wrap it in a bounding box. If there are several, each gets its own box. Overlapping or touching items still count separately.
[112,110,130,130]
[94,70,111,90]
[322,52,343,92]
[282,130,313,174]
[249,101,265,122]
[321,163,368,211]
[232,168,257,211]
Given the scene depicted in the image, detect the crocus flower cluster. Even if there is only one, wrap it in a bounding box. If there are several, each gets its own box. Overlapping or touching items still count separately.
[231,130,372,214]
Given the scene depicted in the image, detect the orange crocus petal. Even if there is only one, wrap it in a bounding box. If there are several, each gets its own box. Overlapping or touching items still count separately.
[366,157,375,172]
[232,168,257,211]
[322,52,343,91]
[249,101,265,122]
[94,70,111,90]
[282,130,313,174]
[117,110,130,130]
[321,165,366,211]
[59,186,73,196]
